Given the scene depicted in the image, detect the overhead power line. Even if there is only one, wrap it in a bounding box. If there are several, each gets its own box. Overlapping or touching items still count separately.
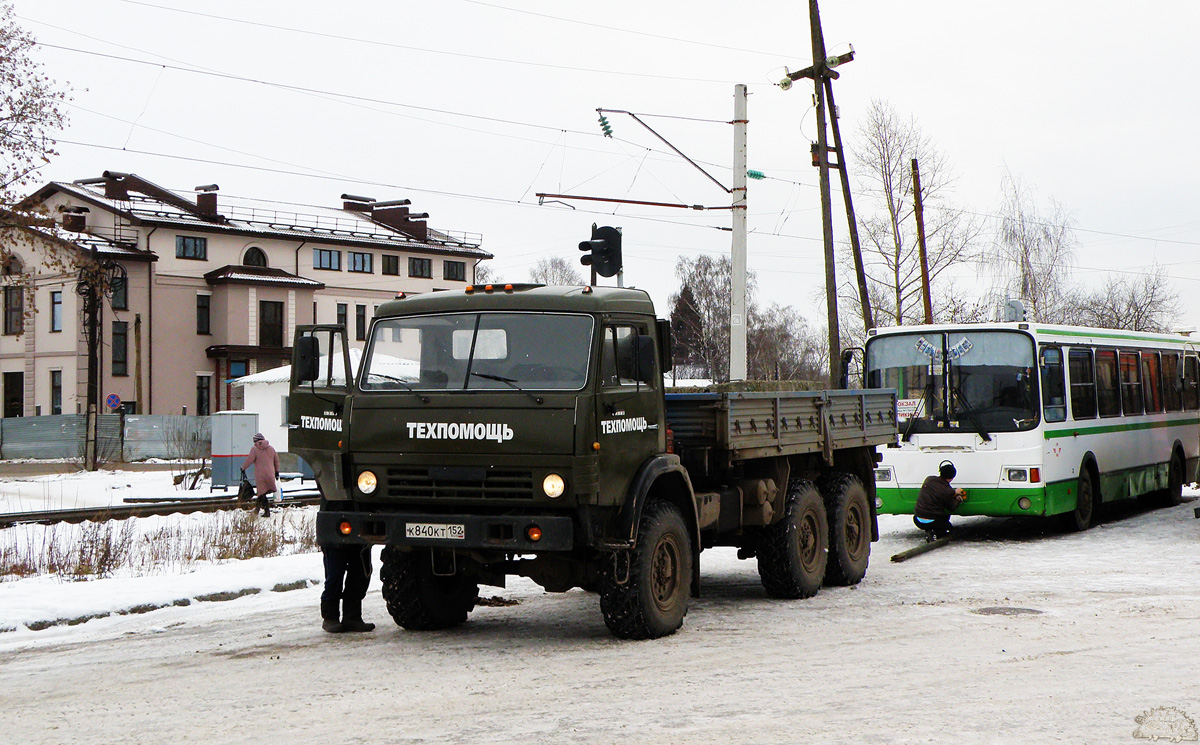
[110,0,752,86]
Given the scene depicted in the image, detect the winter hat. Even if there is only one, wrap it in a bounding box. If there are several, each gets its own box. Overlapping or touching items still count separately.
[253,433,264,442]
[938,460,956,480]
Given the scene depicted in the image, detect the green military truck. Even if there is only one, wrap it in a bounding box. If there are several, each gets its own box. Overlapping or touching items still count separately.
[290,284,896,639]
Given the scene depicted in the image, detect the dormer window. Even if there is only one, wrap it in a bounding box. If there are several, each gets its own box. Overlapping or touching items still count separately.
[243,247,267,267]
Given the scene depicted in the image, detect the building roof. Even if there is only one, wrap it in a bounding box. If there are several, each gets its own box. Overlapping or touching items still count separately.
[204,265,326,289]
[27,174,492,260]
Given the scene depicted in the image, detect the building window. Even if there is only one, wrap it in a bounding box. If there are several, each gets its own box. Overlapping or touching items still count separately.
[314,248,341,270]
[4,286,23,335]
[196,375,211,416]
[382,254,400,275]
[443,260,466,281]
[50,291,63,332]
[356,304,367,341]
[348,252,373,273]
[50,370,62,415]
[337,303,347,329]
[243,247,267,267]
[409,257,432,278]
[197,294,211,335]
[112,321,128,376]
[259,300,284,348]
[229,360,248,378]
[176,236,207,260]
[110,275,128,310]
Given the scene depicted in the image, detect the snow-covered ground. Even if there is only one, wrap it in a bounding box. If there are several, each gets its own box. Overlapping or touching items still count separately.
[1,469,1199,743]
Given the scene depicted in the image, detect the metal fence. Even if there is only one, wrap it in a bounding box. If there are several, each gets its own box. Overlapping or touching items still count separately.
[0,414,211,461]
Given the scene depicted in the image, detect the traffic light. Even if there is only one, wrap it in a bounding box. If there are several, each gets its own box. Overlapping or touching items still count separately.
[579,224,622,278]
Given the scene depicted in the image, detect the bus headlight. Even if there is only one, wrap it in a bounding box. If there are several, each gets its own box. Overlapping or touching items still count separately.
[874,468,892,482]
[542,473,565,499]
[357,470,378,495]
[1007,468,1028,482]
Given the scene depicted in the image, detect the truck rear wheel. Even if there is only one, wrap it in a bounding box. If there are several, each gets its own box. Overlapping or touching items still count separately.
[599,500,692,640]
[757,479,828,599]
[820,472,871,587]
[380,546,479,630]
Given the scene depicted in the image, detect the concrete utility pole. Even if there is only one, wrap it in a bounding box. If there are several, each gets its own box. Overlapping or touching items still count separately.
[730,84,748,381]
[912,158,934,323]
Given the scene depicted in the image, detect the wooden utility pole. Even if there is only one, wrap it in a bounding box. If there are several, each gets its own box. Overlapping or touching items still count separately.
[809,0,840,384]
[912,158,933,323]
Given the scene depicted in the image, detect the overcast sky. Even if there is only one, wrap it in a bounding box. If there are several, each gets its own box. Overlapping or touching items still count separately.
[15,0,1200,331]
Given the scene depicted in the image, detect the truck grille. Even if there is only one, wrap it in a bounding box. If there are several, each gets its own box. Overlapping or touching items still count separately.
[384,466,534,500]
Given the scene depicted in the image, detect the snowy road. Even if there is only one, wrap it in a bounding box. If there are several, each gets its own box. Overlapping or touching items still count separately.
[2,504,1199,744]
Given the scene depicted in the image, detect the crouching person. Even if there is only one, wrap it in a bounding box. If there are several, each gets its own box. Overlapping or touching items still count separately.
[320,543,376,634]
[913,460,967,541]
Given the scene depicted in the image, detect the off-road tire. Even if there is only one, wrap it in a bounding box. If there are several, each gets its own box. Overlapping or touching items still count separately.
[757,479,828,599]
[1066,466,1096,532]
[819,472,871,587]
[380,546,479,630]
[599,500,692,640]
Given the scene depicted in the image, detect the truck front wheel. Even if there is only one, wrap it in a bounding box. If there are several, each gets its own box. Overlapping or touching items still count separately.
[820,472,871,586]
[380,546,479,630]
[599,500,693,640]
[757,479,828,599]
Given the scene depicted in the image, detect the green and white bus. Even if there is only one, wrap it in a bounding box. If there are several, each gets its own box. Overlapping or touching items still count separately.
[863,322,1200,530]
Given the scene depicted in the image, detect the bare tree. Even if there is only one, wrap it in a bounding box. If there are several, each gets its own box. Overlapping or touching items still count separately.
[528,256,584,285]
[1069,265,1180,332]
[0,2,68,233]
[986,171,1077,323]
[669,255,822,383]
[473,262,497,284]
[846,99,983,328]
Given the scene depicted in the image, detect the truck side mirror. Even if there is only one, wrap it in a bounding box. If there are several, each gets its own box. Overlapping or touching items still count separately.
[295,335,321,383]
[657,319,673,373]
[637,335,657,384]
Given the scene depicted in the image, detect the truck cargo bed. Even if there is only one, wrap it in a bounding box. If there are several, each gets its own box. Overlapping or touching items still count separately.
[665,389,896,461]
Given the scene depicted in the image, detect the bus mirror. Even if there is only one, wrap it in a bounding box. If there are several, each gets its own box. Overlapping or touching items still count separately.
[840,347,862,390]
[637,335,657,384]
[295,336,321,383]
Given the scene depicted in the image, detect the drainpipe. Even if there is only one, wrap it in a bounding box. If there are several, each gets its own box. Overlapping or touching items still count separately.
[145,227,157,414]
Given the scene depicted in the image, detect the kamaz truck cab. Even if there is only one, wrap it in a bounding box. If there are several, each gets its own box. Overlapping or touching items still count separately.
[290,284,682,638]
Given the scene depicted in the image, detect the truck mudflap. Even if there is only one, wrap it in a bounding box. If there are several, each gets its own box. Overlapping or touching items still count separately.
[316,510,574,552]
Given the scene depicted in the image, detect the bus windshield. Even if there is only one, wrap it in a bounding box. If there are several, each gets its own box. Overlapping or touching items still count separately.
[865,330,1038,436]
[360,312,593,392]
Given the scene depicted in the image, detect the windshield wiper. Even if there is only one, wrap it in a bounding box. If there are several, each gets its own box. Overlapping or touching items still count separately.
[470,372,543,405]
[948,379,992,442]
[901,376,935,443]
[365,372,429,403]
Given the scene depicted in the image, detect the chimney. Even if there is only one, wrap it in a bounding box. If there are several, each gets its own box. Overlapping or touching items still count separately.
[61,206,89,233]
[101,171,130,200]
[195,184,219,218]
[371,199,429,241]
[341,193,375,212]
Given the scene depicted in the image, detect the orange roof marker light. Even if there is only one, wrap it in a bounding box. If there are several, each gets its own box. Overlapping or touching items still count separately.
[504,284,514,293]
[465,285,475,294]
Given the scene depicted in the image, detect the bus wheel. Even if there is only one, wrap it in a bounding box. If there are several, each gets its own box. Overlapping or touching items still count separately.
[757,479,828,599]
[1146,452,1186,508]
[599,500,692,640]
[819,472,871,587]
[1066,467,1096,532]
[380,546,479,630]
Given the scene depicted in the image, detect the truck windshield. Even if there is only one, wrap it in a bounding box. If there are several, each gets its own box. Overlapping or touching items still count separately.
[865,329,1038,435]
[360,312,594,392]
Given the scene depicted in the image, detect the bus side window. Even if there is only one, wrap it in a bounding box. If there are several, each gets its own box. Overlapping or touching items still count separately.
[1119,351,1143,415]
[1096,349,1121,416]
[1141,351,1162,413]
[1163,352,1182,412]
[1184,355,1200,411]
[1068,348,1096,420]
[1040,347,1066,422]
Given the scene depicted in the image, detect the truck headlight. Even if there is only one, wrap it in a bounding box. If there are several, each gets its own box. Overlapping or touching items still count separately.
[542,473,565,499]
[357,470,378,495]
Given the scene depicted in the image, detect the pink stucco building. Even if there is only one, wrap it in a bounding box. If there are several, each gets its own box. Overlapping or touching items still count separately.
[1,171,489,417]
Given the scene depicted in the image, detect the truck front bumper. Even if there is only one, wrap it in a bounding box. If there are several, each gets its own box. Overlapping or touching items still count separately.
[316,510,575,552]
